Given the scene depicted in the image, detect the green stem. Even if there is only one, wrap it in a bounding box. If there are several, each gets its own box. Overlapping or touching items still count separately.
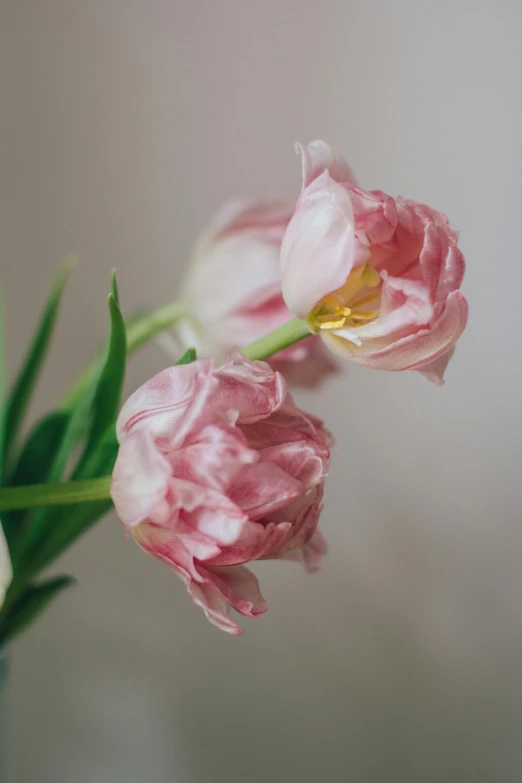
[60,300,186,410]
[0,317,312,515]
[241,317,311,361]
[0,476,112,512]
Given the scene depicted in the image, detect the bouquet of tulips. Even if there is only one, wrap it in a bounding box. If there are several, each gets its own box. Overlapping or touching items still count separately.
[0,141,468,640]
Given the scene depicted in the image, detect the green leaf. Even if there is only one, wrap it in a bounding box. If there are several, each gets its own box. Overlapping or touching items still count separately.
[0,575,74,646]
[1,411,70,553]
[10,411,70,488]
[0,280,6,483]
[27,440,117,576]
[11,378,95,565]
[3,261,75,472]
[110,269,120,305]
[75,290,126,473]
[14,284,125,577]
[31,287,124,487]
[176,347,197,365]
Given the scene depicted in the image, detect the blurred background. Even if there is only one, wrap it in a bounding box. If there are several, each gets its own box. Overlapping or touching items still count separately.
[1,1,521,781]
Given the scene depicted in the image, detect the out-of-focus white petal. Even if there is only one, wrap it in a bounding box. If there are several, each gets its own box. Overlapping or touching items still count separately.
[0,521,12,610]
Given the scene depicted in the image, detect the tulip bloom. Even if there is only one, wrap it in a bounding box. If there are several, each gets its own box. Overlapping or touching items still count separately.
[111,354,331,634]
[0,521,12,610]
[177,198,337,387]
[280,141,468,384]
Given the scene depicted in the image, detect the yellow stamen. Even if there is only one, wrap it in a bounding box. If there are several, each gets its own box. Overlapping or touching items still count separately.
[349,310,378,322]
[308,263,382,335]
[318,317,348,330]
[350,291,380,309]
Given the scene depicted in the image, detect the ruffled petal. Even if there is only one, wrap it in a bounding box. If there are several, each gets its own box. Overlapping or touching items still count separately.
[324,275,433,354]
[228,460,304,520]
[214,354,286,423]
[334,290,468,374]
[111,430,172,528]
[196,564,268,618]
[116,360,215,448]
[260,440,329,489]
[169,424,257,492]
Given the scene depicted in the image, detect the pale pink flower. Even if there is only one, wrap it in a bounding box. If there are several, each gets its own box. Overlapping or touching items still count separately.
[111,354,331,634]
[0,521,12,610]
[176,198,337,387]
[280,141,468,384]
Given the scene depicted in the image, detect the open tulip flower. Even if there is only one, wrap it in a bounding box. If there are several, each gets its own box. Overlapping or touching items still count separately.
[280,141,469,384]
[111,354,331,634]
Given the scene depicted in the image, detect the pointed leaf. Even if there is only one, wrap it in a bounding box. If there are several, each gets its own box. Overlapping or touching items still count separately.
[16,287,125,574]
[3,261,74,470]
[110,269,120,305]
[10,411,70,488]
[176,347,197,365]
[76,290,126,469]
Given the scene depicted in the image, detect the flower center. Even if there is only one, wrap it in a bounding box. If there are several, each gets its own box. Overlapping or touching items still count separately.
[307,263,381,333]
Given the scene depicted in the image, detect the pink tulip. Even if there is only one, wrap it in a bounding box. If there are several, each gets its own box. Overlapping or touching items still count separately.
[176,198,337,387]
[280,141,469,384]
[111,354,331,634]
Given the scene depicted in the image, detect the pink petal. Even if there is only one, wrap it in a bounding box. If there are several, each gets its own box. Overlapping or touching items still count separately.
[279,529,328,573]
[228,461,304,520]
[201,197,293,244]
[184,504,247,548]
[179,561,269,635]
[212,295,291,346]
[350,188,398,250]
[241,400,333,450]
[116,360,215,448]
[196,564,268,618]
[133,522,221,569]
[266,484,324,557]
[208,519,293,566]
[297,140,358,189]
[345,290,468,374]
[326,274,433,351]
[417,347,455,386]
[111,430,172,528]
[0,521,13,608]
[280,170,356,317]
[180,198,294,326]
[214,354,286,423]
[442,246,465,294]
[186,579,245,635]
[169,424,257,492]
[182,234,284,322]
[260,440,329,489]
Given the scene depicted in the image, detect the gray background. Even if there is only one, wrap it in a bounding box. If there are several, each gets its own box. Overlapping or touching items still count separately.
[1,1,521,781]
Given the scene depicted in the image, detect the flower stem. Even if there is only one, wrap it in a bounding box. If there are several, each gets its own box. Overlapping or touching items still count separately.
[60,300,186,410]
[241,318,311,361]
[0,476,112,512]
[0,318,313,514]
